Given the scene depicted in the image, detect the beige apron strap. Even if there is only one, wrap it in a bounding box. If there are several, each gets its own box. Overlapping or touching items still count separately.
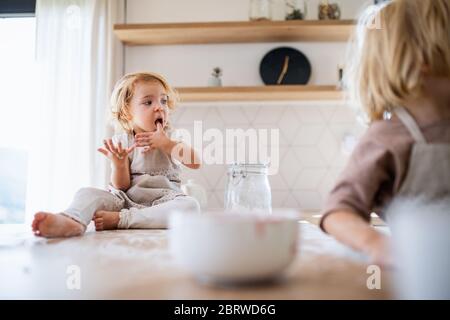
[394,107,427,143]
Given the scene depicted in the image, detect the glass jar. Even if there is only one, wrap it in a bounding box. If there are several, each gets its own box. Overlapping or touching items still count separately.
[224,163,272,214]
[285,0,308,20]
[249,0,272,21]
[318,0,341,20]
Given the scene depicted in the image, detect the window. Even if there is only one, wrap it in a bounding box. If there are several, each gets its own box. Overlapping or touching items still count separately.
[0,0,36,17]
[0,13,36,223]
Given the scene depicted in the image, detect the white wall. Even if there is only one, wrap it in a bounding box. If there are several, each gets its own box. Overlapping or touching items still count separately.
[126,0,367,23]
[125,0,370,86]
[123,0,370,210]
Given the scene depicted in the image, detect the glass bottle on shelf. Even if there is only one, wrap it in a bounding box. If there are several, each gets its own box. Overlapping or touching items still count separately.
[318,0,341,20]
[249,0,272,21]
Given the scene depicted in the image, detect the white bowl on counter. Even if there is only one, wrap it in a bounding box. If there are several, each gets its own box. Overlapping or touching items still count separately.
[168,209,300,285]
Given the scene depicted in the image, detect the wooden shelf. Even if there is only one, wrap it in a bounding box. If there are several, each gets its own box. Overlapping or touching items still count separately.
[114,20,355,45]
[176,85,342,102]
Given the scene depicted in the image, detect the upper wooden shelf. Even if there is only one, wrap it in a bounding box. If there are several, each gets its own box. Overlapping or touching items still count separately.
[114,20,355,46]
[176,85,342,102]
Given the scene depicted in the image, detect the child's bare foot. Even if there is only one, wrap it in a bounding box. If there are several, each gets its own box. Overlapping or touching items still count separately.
[93,210,120,231]
[31,212,85,238]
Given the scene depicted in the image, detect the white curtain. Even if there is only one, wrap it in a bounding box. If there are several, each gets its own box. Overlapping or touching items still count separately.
[25,0,124,223]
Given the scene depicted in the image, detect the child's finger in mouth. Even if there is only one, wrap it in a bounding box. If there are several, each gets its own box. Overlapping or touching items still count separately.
[136,137,151,143]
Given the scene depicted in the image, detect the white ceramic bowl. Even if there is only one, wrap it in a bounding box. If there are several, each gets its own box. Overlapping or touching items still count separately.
[169,210,299,285]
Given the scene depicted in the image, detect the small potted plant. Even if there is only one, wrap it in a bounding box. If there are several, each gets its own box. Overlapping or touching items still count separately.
[208,67,223,87]
[285,0,307,20]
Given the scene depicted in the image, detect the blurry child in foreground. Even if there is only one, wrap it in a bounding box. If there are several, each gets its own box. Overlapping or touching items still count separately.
[320,0,450,266]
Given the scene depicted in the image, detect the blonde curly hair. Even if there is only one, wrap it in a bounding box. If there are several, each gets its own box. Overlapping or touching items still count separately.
[110,72,179,133]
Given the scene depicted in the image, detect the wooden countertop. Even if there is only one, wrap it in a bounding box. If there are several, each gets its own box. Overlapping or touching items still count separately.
[0,215,392,299]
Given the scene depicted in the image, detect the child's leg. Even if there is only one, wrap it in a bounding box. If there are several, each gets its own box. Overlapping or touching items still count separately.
[118,196,200,229]
[63,187,124,225]
[32,187,124,238]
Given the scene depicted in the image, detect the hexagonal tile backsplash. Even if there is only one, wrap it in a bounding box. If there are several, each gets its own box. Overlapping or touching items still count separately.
[172,103,366,211]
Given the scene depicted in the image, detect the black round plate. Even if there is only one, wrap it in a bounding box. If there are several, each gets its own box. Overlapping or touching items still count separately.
[259,47,311,85]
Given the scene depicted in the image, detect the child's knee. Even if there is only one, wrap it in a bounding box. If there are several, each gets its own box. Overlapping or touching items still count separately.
[74,187,121,210]
[75,187,106,198]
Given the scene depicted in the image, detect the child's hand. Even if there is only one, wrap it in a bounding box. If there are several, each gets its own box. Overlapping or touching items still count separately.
[135,123,175,154]
[365,233,395,268]
[322,210,396,269]
[98,139,135,168]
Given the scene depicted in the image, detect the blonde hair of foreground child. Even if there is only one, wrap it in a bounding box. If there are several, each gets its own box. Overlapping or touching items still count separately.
[345,0,450,122]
